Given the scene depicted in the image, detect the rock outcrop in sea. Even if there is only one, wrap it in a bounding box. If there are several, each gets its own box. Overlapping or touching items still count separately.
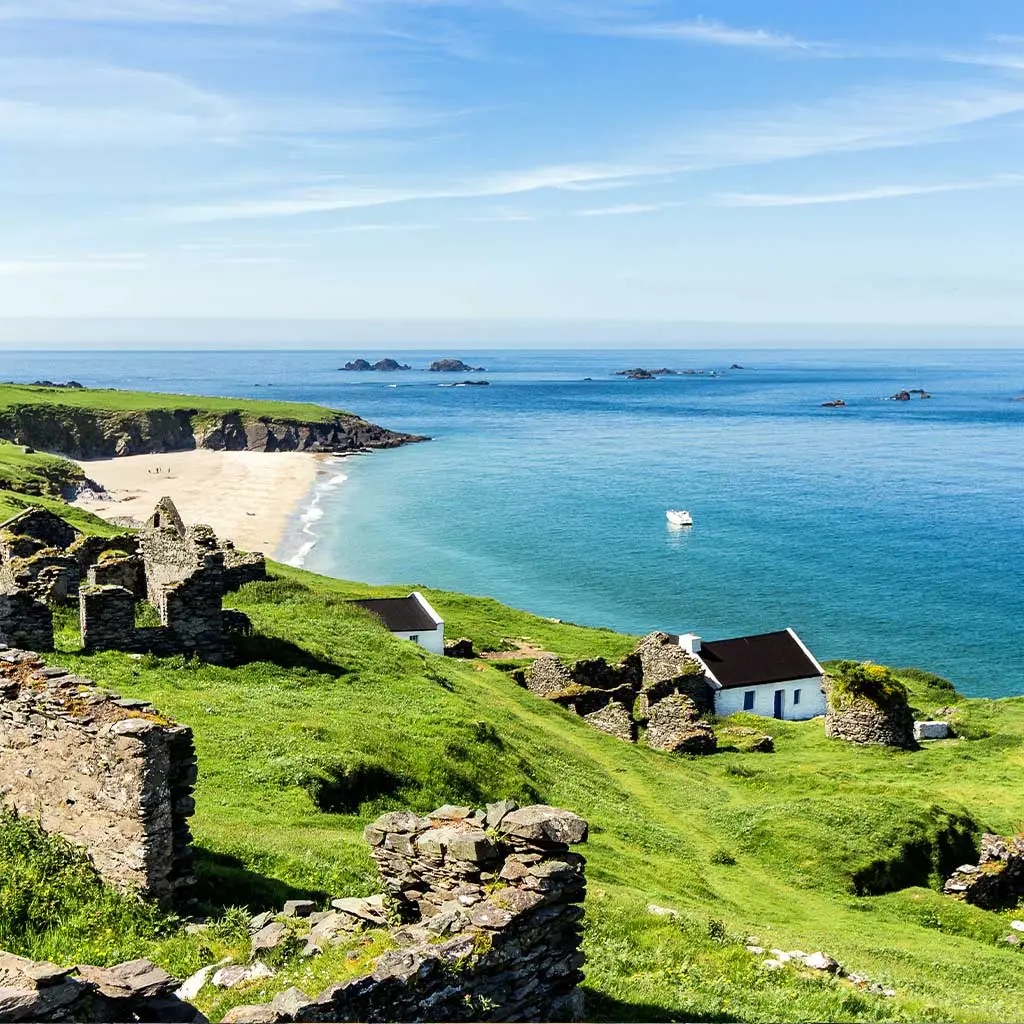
[339,358,411,371]
[428,358,486,372]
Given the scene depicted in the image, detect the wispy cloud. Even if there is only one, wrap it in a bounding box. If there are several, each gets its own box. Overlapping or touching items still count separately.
[670,82,1024,169]
[0,57,439,149]
[151,76,1024,224]
[156,162,672,222]
[715,176,1024,208]
[575,201,683,216]
[320,222,438,233]
[601,17,824,53]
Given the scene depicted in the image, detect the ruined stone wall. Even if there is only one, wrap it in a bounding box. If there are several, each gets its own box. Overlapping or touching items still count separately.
[944,833,1024,908]
[0,951,202,1023]
[88,554,146,597]
[823,679,916,749]
[0,592,53,651]
[160,552,230,661]
[139,525,202,605]
[523,635,714,754]
[0,646,196,907]
[80,585,137,653]
[222,547,268,593]
[224,803,589,1024]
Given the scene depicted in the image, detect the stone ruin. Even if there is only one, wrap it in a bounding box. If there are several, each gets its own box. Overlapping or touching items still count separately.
[0,645,197,908]
[944,833,1024,909]
[222,802,589,1023]
[0,499,266,664]
[822,676,916,749]
[522,632,719,754]
[0,952,203,1024]
[0,507,140,608]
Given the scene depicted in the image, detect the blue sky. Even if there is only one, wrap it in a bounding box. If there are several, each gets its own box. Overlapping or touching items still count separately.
[0,0,1023,345]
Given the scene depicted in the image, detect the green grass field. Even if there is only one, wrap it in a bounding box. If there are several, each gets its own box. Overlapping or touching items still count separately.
[0,458,1022,1021]
[0,384,348,425]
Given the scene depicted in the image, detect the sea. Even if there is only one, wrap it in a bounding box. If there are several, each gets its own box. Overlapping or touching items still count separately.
[7,348,1023,699]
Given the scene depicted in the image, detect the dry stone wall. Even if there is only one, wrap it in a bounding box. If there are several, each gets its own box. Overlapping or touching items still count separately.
[0,592,53,651]
[944,833,1024,909]
[0,951,203,1023]
[224,802,589,1024]
[76,499,263,664]
[88,553,146,597]
[823,679,916,749]
[0,646,197,907]
[522,634,715,754]
[645,695,717,754]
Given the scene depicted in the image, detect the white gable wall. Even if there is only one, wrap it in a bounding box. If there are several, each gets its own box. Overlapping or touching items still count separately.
[393,628,444,655]
[398,592,445,655]
[713,677,825,721]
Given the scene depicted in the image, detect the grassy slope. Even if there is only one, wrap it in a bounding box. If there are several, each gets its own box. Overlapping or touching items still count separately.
[22,564,1021,1023]
[0,439,84,495]
[0,466,1021,1021]
[0,384,347,424]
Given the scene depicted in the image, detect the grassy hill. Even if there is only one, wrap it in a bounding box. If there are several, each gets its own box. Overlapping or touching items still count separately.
[0,383,421,461]
[0,455,1022,1021]
[0,383,346,425]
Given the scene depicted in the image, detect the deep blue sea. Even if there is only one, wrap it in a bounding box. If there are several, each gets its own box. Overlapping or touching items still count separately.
[6,348,1023,698]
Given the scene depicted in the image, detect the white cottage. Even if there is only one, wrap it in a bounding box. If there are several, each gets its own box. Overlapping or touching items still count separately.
[350,592,445,655]
[679,628,826,721]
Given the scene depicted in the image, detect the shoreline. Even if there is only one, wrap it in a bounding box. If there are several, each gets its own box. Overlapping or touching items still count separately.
[71,450,328,557]
[277,459,351,569]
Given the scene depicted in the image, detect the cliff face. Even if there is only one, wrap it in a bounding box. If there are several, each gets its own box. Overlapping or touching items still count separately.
[0,404,426,459]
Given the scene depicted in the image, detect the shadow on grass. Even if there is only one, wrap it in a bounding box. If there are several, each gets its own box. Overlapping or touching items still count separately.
[193,847,327,914]
[231,632,351,679]
[584,990,740,1023]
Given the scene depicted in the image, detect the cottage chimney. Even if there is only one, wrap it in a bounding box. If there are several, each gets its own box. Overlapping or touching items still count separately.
[678,632,701,654]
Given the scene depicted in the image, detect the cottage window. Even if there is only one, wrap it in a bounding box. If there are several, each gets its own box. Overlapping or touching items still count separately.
[793,689,801,705]
[409,635,419,643]
[743,691,755,711]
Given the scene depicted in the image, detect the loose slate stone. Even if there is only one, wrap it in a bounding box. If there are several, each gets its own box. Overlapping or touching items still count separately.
[372,811,428,834]
[429,805,473,821]
[221,1004,282,1023]
[249,911,275,933]
[501,805,589,845]
[251,921,289,953]
[79,959,178,999]
[282,900,316,919]
[22,962,70,986]
[467,905,514,929]
[110,717,157,736]
[803,952,842,973]
[331,895,388,923]
[271,986,314,1017]
[0,988,45,1019]
[213,963,275,989]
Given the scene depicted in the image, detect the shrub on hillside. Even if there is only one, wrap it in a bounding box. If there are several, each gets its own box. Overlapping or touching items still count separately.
[828,660,909,710]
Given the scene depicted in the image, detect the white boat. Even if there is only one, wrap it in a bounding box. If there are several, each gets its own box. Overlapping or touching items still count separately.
[666,509,693,527]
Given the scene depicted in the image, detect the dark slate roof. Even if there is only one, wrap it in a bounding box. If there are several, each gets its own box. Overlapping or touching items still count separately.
[698,630,821,689]
[350,596,439,633]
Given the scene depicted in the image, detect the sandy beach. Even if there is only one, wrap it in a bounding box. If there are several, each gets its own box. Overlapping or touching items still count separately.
[72,450,325,557]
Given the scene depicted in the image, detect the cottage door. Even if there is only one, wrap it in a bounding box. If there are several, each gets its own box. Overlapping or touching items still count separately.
[773,690,784,719]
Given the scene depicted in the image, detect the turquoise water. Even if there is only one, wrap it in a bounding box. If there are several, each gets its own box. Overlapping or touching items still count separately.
[7,349,1023,697]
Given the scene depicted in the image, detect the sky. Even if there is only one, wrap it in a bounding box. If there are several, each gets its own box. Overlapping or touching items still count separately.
[0,0,1023,346]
